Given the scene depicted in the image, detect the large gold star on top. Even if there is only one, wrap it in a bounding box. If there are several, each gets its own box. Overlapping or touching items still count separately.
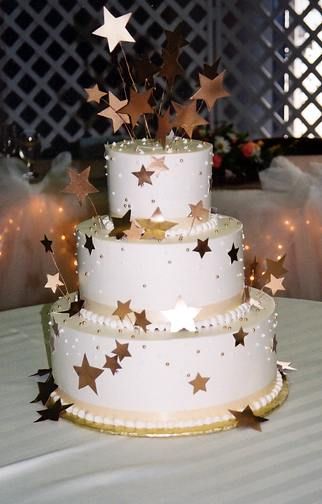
[132,165,154,187]
[112,340,131,361]
[62,166,98,204]
[84,84,106,103]
[138,212,177,240]
[112,299,133,321]
[171,101,208,138]
[119,88,154,126]
[229,405,268,432]
[188,200,209,222]
[92,7,135,52]
[189,372,210,394]
[44,273,64,293]
[98,91,130,133]
[73,354,103,395]
[233,327,248,347]
[191,71,229,111]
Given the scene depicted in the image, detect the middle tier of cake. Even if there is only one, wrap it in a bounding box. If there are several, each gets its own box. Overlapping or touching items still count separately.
[77,214,245,330]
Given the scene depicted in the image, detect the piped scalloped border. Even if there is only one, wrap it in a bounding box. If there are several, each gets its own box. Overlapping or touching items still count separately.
[49,372,288,437]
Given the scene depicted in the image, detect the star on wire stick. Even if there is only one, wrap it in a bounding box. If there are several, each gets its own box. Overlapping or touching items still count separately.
[160,48,184,84]
[112,340,131,361]
[84,84,106,103]
[189,373,210,394]
[62,167,98,205]
[172,101,208,138]
[103,355,122,375]
[45,273,64,293]
[229,405,268,432]
[35,399,73,423]
[264,275,286,295]
[73,354,103,394]
[188,200,209,222]
[262,254,288,284]
[109,210,132,239]
[98,91,130,133]
[132,165,154,186]
[119,88,153,126]
[191,71,229,110]
[233,327,248,347]
[41,235,53,253]
[92,7,135,52]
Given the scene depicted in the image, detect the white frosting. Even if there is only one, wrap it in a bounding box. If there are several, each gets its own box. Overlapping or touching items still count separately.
[106,138,213,220]
[77,214,245,315]
[51,288,277,416]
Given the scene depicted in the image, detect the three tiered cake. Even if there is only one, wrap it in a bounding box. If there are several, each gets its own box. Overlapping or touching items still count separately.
[49,137,286,436]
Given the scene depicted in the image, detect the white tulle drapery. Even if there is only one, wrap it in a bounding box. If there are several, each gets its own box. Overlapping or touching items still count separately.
[213,156,322,301]
[0,154,93,310]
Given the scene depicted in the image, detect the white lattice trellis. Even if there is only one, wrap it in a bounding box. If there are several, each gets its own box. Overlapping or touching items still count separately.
[0,0,321,148]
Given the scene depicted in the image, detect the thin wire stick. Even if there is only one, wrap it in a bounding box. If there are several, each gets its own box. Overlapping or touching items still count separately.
[87,196,102,229]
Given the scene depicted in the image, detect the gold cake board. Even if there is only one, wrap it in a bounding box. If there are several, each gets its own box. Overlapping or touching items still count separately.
[56,379,288,438]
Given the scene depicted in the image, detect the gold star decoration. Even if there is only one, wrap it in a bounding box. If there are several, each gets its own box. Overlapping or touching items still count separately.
[98,91,130,133]
[147,156,169,176]
[59,295,84,317]
[31,374,58,405]
[191,71,229,111]
[162,297,200,332]
[92,7,135,52]
[119,88,154,126]
[84,84,106,103]
[103,354,122,375]
[137,216,177,240]
[228,243,239,264]
[109,209,132,239]
[272,334,278,353]
[112,340,132,361]
[134,310,151,333]
[41,234,53,253]
[123,221,144,240]
[193,238,212,259]
[44,273,64,293]
[35,399,73,423]
[264,275,286,295]
[112,299,133,321]
[62,166,99,205]
[160,48,184,84]
[188,200,209,222]
[233,326,248,347]
[73,353,104,395]
[229,405,268,432]
[164,24,188,52]
[155,108,173,147]
[189,372,210,394]
[84,234,95,255]
[172,101,208,138]
[132,165,155,187]
[264,255,288,281]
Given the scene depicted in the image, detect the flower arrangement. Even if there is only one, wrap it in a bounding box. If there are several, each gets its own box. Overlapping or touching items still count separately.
[197,124,280,186]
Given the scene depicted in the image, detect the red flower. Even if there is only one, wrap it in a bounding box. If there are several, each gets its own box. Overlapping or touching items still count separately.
[213,154,222,169]
[240,141,257,158]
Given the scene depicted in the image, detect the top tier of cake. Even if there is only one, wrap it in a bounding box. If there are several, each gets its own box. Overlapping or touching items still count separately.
[106,138,213,220]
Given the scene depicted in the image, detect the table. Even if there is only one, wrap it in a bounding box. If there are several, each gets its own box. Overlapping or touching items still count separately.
[0,298,322,504]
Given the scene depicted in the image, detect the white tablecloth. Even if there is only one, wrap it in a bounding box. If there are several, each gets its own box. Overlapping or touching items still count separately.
[0,299,322,504]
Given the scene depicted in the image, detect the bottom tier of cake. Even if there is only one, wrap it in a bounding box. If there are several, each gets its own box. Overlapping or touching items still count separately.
[49,288,287,436]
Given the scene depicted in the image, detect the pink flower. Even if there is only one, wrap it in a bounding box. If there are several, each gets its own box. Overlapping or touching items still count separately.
[213,154,222,169]
[240,141,257,158]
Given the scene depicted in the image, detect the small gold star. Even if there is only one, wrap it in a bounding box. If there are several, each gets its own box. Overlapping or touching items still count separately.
[264,275,285,295]
[188,200,209,222]
[132,165,154,187]
[112,340,131,361]
[191,71,229,110]
[123,221,144,240]
[44,273,64,293]
[103,355,122,375]
[229,405,268,432]
[98,91,130,133]
[73,354,103,395]
[189,372,210,394]
[119,88,154,126]
[109,210,132,240]
[92,7,135,52]
[62,166,98,205]
[112,300,133,321]
[171,101,208,138]
[146,156,169,176]
[134,310,151,332]
[138,217,177,240]
[84,84,106,103]
[233,327,248,347]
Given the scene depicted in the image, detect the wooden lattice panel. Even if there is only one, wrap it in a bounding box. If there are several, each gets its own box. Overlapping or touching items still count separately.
[0,0,321,148]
